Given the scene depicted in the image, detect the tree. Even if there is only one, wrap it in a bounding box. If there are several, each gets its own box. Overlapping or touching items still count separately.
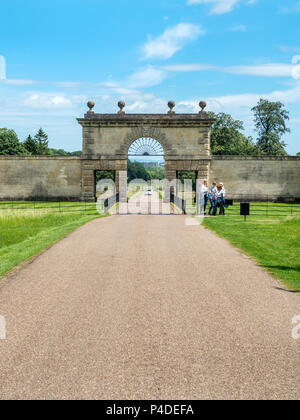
[95,171,115,183]
[34,128,49,155]
[252,99,289,155]
[145,166,165,180]
[48,148,69,156]
[23,135,38,155]
[208,112,259,155]
[48,148,82,156]
[127,160,150,182]
[0,128,29,155]
[178,171,197,190]
[297,152,300,156]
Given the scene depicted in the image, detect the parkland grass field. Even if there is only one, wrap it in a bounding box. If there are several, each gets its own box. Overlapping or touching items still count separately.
[0,202,101,278]
[203,211,300,291]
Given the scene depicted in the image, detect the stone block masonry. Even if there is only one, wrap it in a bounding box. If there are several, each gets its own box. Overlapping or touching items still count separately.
[0,156,82,201]
[210,156,300,200]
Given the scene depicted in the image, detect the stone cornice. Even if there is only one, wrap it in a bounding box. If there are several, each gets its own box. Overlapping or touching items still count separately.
[211,156,300,161]
[77,114,214,128]
[0,156,82,160]
[81,154,212,160]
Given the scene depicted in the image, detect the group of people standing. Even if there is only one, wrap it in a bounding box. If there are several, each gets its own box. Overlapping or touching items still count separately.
[201,180,226,216]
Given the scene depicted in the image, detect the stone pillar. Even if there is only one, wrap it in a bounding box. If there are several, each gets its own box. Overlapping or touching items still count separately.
[81,161,96,202]
[82,170,95,201]
[164,160,177,202]
[165,160,177,183]
[197,160,210,182]
[115,170,127,202]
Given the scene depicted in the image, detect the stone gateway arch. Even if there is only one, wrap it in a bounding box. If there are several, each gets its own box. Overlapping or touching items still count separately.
[0,101,299,202]
[77,101,214,201]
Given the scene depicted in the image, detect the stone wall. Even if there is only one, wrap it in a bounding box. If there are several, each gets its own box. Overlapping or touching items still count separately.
[210,156,300,200]
[0,154,299,203]
[0,156,82,201]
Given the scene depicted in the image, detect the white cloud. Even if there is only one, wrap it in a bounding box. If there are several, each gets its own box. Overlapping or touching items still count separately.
[187,0,241,14]
[225,63,295,77]
[127,67,167,88]
[2,78,38,86]
[52,81,83,88]
[187,0,257,15]
[142,23,204,60]
[279,45,300,53]
[0,55,6,79]
[179,81,300,113]
[278,1,300,14]
[102,66,168,93]
[163,63,217,72]
[163,62,297,77]
[24,93,72,108]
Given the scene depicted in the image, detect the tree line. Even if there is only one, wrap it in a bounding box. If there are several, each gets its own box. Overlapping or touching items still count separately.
[209,99,292,156]
[0,127,81,156]
[0,99,299,157]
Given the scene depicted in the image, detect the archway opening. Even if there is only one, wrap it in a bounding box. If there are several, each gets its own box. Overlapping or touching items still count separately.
[126,137,166,213]
[127,138,165,183]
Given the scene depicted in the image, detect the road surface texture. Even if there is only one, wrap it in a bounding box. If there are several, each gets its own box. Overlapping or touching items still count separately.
[119,190,182,215]
[0,215,299,400]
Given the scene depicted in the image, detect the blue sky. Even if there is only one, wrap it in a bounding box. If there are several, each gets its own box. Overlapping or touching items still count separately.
[1,0,300,154]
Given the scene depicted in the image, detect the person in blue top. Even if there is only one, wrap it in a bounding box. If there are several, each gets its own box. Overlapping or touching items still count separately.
[208,182,217,216]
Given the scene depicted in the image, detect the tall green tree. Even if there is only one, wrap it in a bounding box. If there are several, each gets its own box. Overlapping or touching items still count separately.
[127,160,150,182]
[252,99,289,156]
[23,134,38,155]
[0,128,29,155]
[208,112,258,155]
[34,128,49,155]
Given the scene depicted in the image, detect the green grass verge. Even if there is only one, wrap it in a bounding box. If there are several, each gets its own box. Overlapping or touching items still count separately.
[0,207,102,278]
[202,214,300,291]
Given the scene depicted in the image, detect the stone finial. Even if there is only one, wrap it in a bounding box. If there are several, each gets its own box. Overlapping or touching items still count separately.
[199,101,207,113]
[87,101,95,113]
[118,101,125,115]
[168,101,176,115]
[199,101,207,116]
[199,101,207,111]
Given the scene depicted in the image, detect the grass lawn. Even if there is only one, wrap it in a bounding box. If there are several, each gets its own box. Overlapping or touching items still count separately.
[0,203,102,278]
[202,213,300,291]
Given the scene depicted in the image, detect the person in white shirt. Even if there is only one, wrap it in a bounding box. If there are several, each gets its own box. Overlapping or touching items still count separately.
[200,179,209,214]
[219,182,226,197]
[215,183,226,215]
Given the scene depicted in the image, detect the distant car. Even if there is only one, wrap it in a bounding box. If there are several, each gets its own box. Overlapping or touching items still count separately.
[145,189,153,196]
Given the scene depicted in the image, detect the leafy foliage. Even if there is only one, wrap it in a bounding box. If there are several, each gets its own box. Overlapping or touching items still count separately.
[144,166,165,180]
[127,160,150,182]
[178,171,197,190]
[34,128,49,155]
[48,148,82,156]
[252,99,289,155]
[95,171,115,183]
[0,128,29,155]
[23,135,38,155]
[208,112,258,156]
